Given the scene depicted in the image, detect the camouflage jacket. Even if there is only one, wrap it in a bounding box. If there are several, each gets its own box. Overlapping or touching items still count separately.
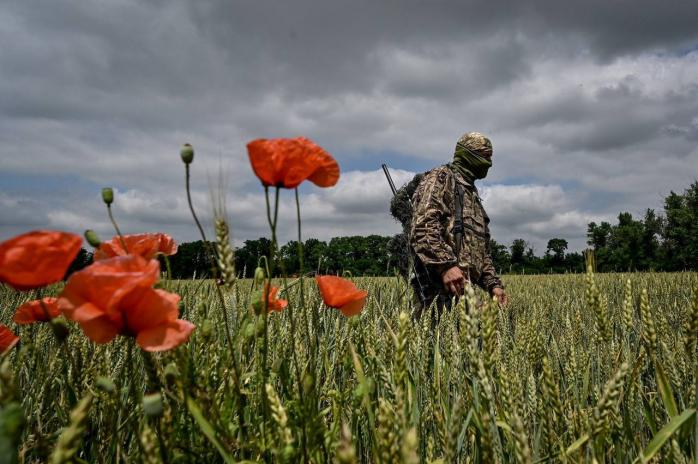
[409,165,503,293]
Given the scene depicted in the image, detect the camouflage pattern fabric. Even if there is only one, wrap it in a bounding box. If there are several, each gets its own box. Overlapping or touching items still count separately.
[456,131,493,158]
[409,165,503,310]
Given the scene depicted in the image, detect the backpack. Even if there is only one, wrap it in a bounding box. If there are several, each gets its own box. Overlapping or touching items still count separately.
[389,172,425,234]
[387,172,425,280]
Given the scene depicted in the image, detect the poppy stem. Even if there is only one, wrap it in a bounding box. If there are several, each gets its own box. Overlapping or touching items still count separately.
[107,204,129,253]
[294,188,305,304]
[293,187,312,462]
[184,164,211,251]
[261,187,280,407]
[184,160,247,451]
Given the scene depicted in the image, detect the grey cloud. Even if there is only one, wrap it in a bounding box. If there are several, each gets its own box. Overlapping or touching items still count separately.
[481,184,609,251]
[2,0,698,252]
[0,193,48,227]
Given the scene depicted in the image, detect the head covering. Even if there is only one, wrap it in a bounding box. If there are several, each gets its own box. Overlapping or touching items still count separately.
[451,132,493,184]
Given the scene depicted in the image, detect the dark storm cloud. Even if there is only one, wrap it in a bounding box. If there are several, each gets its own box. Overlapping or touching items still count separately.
[1,0,697,251]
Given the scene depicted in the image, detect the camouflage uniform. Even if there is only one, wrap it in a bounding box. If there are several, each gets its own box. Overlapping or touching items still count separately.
[409,164,503,313]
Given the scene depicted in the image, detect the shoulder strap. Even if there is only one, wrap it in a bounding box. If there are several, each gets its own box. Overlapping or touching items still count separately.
[450,167,466,258]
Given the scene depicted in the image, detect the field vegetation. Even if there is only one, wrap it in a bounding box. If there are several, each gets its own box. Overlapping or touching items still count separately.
[1,269,697,463]
[0,140,696,463]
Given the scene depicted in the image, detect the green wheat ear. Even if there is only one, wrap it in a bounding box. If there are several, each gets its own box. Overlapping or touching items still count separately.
[215,218,236,289]
[50,394,93,464]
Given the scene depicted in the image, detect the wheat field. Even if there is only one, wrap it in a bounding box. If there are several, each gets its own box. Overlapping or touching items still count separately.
[1,268,696,463]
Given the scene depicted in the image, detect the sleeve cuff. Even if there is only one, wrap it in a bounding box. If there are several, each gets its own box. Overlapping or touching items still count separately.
[487,281,504,294]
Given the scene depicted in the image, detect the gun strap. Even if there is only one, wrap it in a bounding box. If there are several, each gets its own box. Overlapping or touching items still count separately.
[452,170,465,258]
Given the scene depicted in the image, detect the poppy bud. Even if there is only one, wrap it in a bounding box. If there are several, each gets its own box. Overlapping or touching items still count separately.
[143,392,163,417]
[96,376,116,394]
[180,143,194,164]
[101,187,114,205]
[84,229,102,248]
[50,317,70,342]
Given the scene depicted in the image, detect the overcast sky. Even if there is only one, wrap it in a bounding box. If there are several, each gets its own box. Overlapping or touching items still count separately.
[1,1,697,253]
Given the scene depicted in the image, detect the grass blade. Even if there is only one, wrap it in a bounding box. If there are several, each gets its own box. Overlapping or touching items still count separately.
[653,361,679,417]
[186,396,235,464]
[639,408,695,463]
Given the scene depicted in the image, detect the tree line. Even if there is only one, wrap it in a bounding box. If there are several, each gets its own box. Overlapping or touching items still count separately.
[166,235,398,279]
[66,181,697,277]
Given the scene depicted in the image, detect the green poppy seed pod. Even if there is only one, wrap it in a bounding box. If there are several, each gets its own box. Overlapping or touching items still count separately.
[366,378,375,394]
[163,363,179,387]
[201,319,213,338]
[255,317,265,337]
[254,267,265,284]
[84,229,102,248]
[96,376,116,394]
[50,317,71,342]
[180,143,194,164]
[282,445,295,461]
[353,384,364,402]
[243,321,256,340]
[101,187,114,205]
[302,372,315,395]
[143,392,164,417]
[195,301,207,315]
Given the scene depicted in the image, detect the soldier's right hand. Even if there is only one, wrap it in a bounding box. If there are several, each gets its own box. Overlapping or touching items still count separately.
[441,266,466,295]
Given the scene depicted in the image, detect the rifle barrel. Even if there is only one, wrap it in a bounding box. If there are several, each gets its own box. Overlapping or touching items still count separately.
[381,164,398,196]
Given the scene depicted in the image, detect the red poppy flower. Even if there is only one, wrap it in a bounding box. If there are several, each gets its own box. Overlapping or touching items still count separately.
[0,230,82,291]
[316,276,367,317]
[252,283,288,313]
[0,324,19,353]
[58,255,194,352]
[14,297,61,324]
[94,233,178,261]
[247,137,340,189]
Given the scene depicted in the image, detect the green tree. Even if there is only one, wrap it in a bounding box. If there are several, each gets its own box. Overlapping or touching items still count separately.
[510,239,527,267]
[303,238,328,274]
[168,240,213,278]
[489,239,510,274]
[661,182,698,271]
[546,238,568,263]
[234,238,273,277]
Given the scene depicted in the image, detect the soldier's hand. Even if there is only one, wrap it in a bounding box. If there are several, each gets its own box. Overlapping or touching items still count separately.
[492,287,508,306]
[442,266,466,295]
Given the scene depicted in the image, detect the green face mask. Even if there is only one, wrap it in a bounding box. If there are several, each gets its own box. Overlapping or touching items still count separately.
[452,143,492,183]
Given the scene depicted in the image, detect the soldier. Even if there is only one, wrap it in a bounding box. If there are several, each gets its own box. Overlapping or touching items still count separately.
[409,132,507,320]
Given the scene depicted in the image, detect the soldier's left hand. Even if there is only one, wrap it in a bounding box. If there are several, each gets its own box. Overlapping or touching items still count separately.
[492,287,508,306]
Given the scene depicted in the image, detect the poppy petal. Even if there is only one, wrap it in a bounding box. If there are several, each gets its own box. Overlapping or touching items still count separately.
[14,297,61,324]
[0,324,19,353]
[316,275,368,308]
[66,301,107,324]
[61,255,159,315]
[122,288,180,333]
[78,315,120,344]
[0,230,82,290]
[339,296,366,317]
[304,139,340,187]
[59,255,160,342]
[136,319,195,352]
[95,233,178,261]
[247,137,339,189]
